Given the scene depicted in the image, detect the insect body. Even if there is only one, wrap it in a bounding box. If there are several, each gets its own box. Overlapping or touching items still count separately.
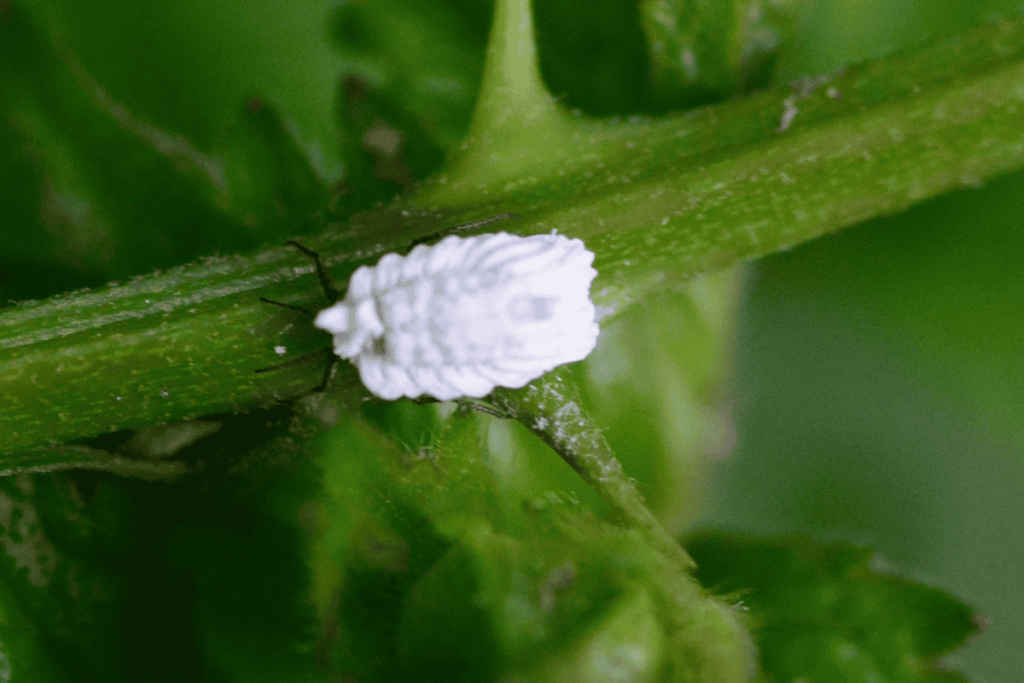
[314,230,599,400]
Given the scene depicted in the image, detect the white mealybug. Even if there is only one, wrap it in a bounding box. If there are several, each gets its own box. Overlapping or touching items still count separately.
[313,230,599,400]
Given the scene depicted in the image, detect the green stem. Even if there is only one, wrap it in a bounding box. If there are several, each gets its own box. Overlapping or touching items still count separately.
[491,368,696,573]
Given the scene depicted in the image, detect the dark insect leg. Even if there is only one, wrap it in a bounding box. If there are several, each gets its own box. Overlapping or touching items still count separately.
[407,212,522,249]
[255,348,340,396]
[256,240,341,391]
[312,355,340,393]
[286,240,340,304]
[259,297,311,313]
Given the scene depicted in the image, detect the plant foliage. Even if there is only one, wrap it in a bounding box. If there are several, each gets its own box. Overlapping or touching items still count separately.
[0,0,1005,679]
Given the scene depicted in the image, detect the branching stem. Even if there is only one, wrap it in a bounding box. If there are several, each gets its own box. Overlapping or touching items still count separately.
[491,368,695,574]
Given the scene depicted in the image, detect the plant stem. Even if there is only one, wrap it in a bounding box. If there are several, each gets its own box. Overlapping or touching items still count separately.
[491,368,696,573]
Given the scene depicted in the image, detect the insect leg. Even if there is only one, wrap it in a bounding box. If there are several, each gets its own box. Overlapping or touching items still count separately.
[311,354,338,393]
[286,240,341,304]
[259,297,310,313]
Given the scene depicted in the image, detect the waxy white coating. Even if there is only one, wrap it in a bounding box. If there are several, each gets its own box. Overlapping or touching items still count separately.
[314,231,599,400]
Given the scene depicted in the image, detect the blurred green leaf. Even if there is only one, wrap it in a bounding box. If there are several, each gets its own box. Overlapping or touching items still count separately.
[640,0,745,102]
[532,0,652,115]
[578,271,741,534]
[702,165,1024,682]
[324,0,494,218]
[0,4,244,299]
[183,480,325,683]
[0,575,71,683]
[0,0,1012,681]
[19,0,345,174]
[0,474,129,680]
[332,73,446,216]
[328,0,491,157]
[532,0,804,114]
[2,449,330,682]
[217,97,329,237]
[0,2,331,302]
[688,533,981,682]
[315,411,753,681]
[639,0,808,106]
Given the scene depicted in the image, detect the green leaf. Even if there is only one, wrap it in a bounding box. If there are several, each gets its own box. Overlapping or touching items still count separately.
[183,480,326,683]
[687,533,982,682]
[315,411,754,681]
[577,273,742,533]
[324,0,489,209]
[2,450,330,681]
[329,0,490,157]
[0,474,129,680]
[0,2,332,303]
[532,0,653,116]
[0,4,248,299]
[217,97,329,237]
[639,0,807,106]
[0,576,73,683]
[506,586,666,683]
[640,0,746,101]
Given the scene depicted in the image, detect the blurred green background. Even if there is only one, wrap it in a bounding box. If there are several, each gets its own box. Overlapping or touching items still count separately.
[702,169,1024,683]
[3,0,1022,681]
[698,4,1024,682]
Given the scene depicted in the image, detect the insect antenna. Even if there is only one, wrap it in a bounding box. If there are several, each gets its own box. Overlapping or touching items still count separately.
[407,212,521,250]
[448,211,521,233]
